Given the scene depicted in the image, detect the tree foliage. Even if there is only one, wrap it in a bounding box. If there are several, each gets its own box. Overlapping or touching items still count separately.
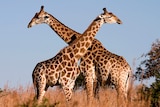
[135,39,160,107]
[135,39,160,80]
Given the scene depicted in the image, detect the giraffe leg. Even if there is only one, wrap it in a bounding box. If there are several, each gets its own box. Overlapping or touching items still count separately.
[63,86,72,101]
[85,77,94,107]
[35,75,47,104]
[117,86,127,107]
[62,85,73,107]
[80,58,97,106]
[93,66,101,100]
[32,63,48,104]
[93,77,99,99]
[79,59,94,104]
[116,78,128,107]
[101,69,110,88]
[116,87,121,107]
[85,71,96,107]
[61,77,76,105]
[120,72,130,107]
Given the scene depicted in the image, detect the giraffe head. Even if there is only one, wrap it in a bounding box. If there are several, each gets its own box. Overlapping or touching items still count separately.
[28,6,49,28]
[95,8,122,24]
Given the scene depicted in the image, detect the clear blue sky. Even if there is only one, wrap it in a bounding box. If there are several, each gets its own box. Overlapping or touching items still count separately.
[0,1,159,88]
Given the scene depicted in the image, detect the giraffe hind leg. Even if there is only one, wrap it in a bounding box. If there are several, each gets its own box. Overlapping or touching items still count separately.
[117,78,129,107]
[93,67,101,100]
[34,76,47,104]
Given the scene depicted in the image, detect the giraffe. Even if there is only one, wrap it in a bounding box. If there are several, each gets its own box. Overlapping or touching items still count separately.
[27,6,125,104]
[28,7,121,105]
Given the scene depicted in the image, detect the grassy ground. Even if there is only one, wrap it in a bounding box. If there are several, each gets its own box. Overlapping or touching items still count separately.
[0,84,150,107]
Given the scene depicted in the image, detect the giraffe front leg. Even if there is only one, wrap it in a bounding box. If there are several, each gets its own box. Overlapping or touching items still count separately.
[85,74,95,106]
[63,86,72,101]
[80,58,95,106]
[61,78,75,102]
[62,85,73,107]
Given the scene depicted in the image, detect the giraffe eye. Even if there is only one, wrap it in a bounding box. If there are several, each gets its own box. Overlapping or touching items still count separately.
[44,16,49,19]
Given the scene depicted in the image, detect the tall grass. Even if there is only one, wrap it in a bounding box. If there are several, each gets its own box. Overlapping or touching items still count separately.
[0,83,150,107]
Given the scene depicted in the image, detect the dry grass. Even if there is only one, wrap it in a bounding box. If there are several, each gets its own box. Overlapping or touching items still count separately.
[0,84,150,107]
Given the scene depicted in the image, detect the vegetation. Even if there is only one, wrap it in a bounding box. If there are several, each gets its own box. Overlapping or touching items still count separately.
[0,84,151,107]
[135,39,160,107]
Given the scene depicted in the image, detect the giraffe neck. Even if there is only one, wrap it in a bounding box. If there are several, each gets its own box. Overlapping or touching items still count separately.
[46,13,81,44]
[70,19,104,60]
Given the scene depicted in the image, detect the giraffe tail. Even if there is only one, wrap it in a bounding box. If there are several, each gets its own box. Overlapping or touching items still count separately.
[32,73,37,94]
[125,72,130,99]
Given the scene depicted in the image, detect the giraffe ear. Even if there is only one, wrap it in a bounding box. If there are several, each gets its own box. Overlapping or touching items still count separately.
[103,8,108,14]
[34,13,39,18]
